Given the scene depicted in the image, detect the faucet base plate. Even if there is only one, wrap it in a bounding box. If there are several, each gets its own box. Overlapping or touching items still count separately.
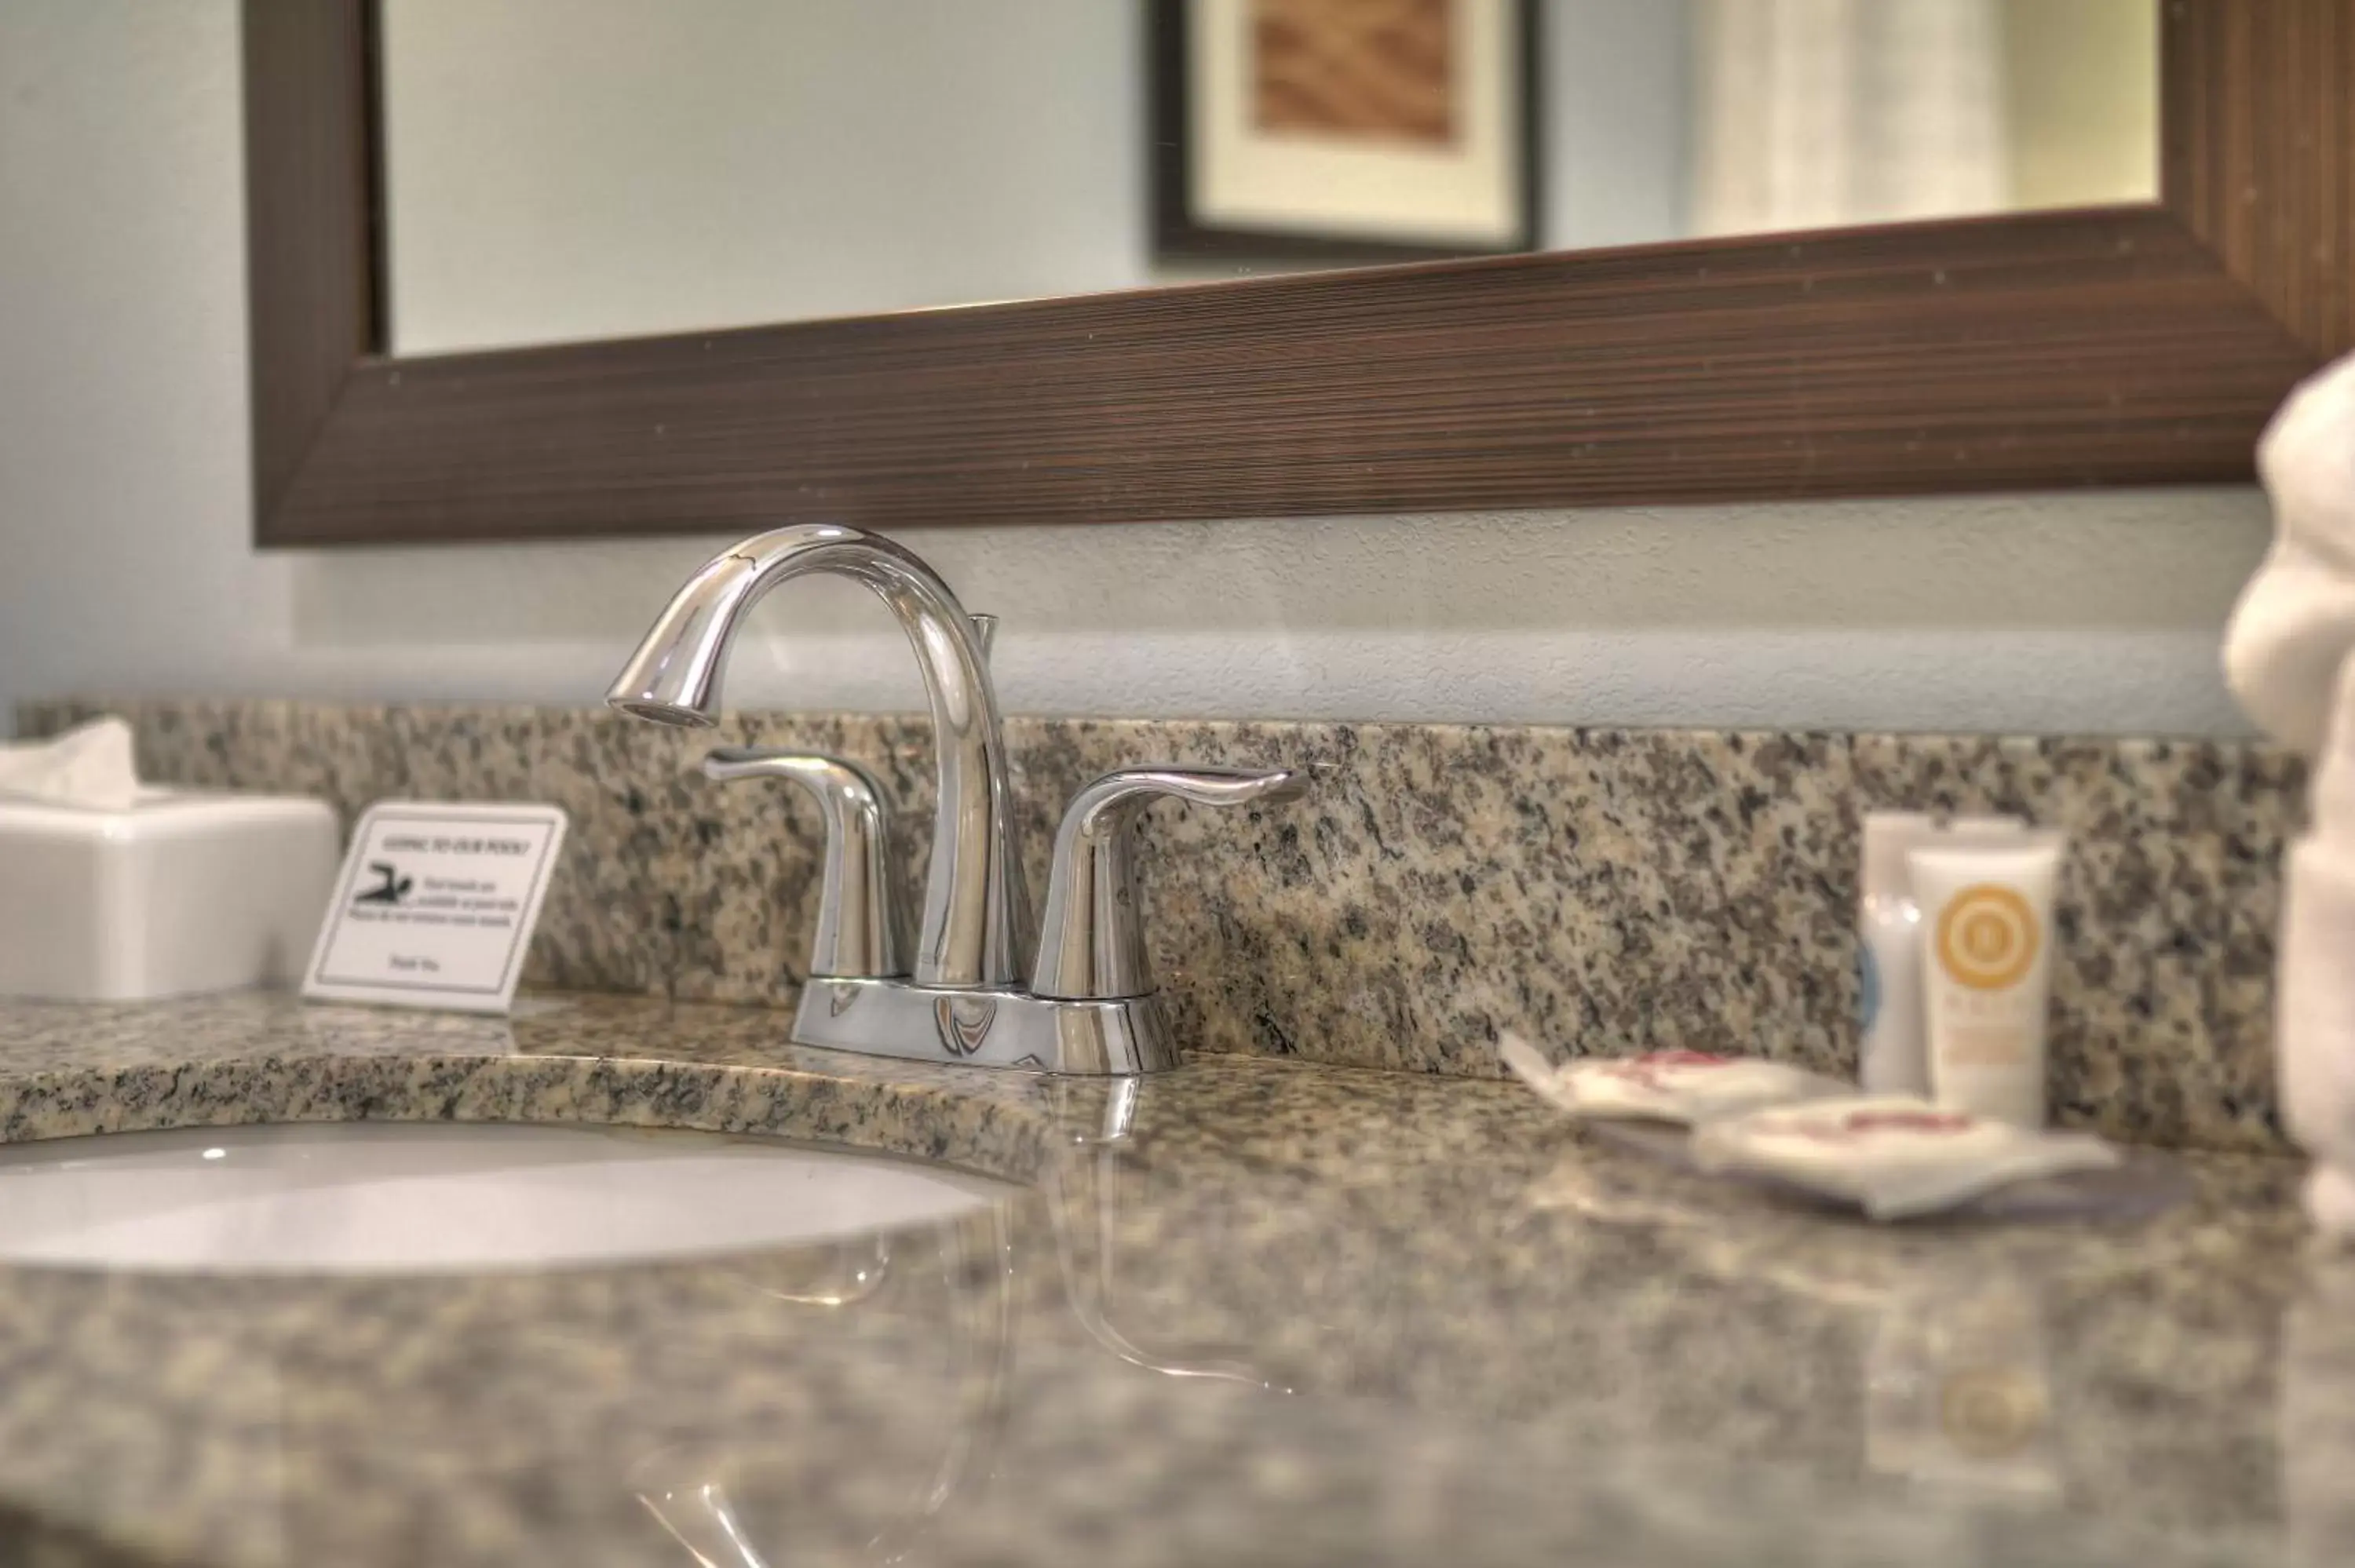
[790,979,1181,1075]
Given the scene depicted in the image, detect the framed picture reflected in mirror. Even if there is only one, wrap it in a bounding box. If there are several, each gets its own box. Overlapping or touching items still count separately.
[1152,0,1541,264]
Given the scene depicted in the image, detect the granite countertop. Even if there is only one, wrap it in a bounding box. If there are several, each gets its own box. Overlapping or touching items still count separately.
[0,993,2328,1568]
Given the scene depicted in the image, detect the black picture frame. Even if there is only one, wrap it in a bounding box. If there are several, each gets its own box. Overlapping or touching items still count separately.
[1149,0,1543,265]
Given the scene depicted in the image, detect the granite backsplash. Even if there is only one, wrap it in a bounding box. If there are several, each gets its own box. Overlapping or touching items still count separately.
[16,699,2302,1152]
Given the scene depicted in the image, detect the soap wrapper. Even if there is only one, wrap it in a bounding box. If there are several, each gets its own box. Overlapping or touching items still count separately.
[1690,1096,2122,1221]
[1500,1034,1853,1126]
[0,717,140,812]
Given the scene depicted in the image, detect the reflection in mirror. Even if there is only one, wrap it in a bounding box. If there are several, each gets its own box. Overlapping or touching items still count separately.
[380,0,2158,356]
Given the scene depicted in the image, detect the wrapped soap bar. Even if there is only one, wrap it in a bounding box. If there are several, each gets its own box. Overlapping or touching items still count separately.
[1689,1096,2121,1221]
[1499,1034,1852,1126]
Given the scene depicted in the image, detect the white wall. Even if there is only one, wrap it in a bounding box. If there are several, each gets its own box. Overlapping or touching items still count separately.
[1542,0,1689,249]
[0,0,2270,741]
[383,0,1150,352]
[2002,0,2159,210]
[382,0,1692,352]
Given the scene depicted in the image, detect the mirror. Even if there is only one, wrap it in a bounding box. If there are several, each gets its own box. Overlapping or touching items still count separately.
[254,0,2335,548]
[379,0,2158,356]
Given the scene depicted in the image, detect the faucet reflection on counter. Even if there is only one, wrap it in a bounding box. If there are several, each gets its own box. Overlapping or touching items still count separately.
[609,524,1305,1075]
[631,1204,1017,1566]
[626,1107,1305,1566]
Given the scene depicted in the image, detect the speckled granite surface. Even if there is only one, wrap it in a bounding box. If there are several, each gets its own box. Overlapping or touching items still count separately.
[16,700,2301,1151]
[0,991,2322,1567]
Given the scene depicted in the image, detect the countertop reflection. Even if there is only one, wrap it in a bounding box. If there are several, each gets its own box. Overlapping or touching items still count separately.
[0,991,2320,1566]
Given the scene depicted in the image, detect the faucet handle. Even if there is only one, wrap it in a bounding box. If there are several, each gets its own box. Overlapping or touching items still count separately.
[1031,767,1306,1002]
[703,747,909,980]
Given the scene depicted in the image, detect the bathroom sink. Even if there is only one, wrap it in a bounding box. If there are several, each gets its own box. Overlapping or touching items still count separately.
[0,1121,1012,1275]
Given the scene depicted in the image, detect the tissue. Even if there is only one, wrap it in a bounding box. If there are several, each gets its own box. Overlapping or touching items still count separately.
[0,717,141,812]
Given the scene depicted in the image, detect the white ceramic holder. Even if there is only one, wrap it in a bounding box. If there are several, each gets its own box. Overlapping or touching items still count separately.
[0,789,339,1003]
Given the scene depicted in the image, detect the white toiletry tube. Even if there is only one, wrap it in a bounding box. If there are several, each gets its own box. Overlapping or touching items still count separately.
[1907,832,2067,1128]
[1859,813,1938,1095]
[1858,814,2030,1096]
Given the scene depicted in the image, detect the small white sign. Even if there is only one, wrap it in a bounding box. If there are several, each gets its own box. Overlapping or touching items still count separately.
[302,801,568,1016]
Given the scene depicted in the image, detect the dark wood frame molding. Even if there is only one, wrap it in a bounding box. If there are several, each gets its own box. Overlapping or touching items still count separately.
[1148,0,1544,265]
[246,0,2351,549]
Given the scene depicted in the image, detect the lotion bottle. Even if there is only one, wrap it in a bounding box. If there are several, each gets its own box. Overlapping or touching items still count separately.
[1908,832,2067,1128]
[1859,814,2028,1095]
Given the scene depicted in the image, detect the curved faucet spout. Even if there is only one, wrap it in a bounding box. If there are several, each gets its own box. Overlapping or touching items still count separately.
[606,523,1030,989]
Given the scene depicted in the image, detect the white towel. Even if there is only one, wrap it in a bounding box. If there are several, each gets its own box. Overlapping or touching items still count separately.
[0,717,141,811]
[2313,659,2355,844]
[2228,348,2355,1238]
[2227,353,2355,753]
[2281,839,2355,1235]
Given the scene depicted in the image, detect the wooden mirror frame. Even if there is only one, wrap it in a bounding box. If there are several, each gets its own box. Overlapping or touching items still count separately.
[246,1,2350,548]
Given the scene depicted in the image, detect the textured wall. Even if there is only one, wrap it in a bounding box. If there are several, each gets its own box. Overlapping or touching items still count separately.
[20,698,2301,1153]
[0,0,2276,745]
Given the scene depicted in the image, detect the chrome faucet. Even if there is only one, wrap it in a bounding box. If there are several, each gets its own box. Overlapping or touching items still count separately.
[607,524,1028,988]
[609,524,1303,1074]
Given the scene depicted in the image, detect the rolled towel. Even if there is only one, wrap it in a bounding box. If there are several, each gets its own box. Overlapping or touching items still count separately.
[2226,348,2355,1237]
[2226,352,2355,754]
[2280,837,2355,1238]
[2314,658,2355,845]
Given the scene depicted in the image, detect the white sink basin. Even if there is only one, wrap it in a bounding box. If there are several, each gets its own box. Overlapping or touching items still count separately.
[0,1121,1012,1274]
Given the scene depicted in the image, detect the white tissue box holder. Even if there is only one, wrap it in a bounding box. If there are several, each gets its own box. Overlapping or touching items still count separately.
[0,790,340,1002]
